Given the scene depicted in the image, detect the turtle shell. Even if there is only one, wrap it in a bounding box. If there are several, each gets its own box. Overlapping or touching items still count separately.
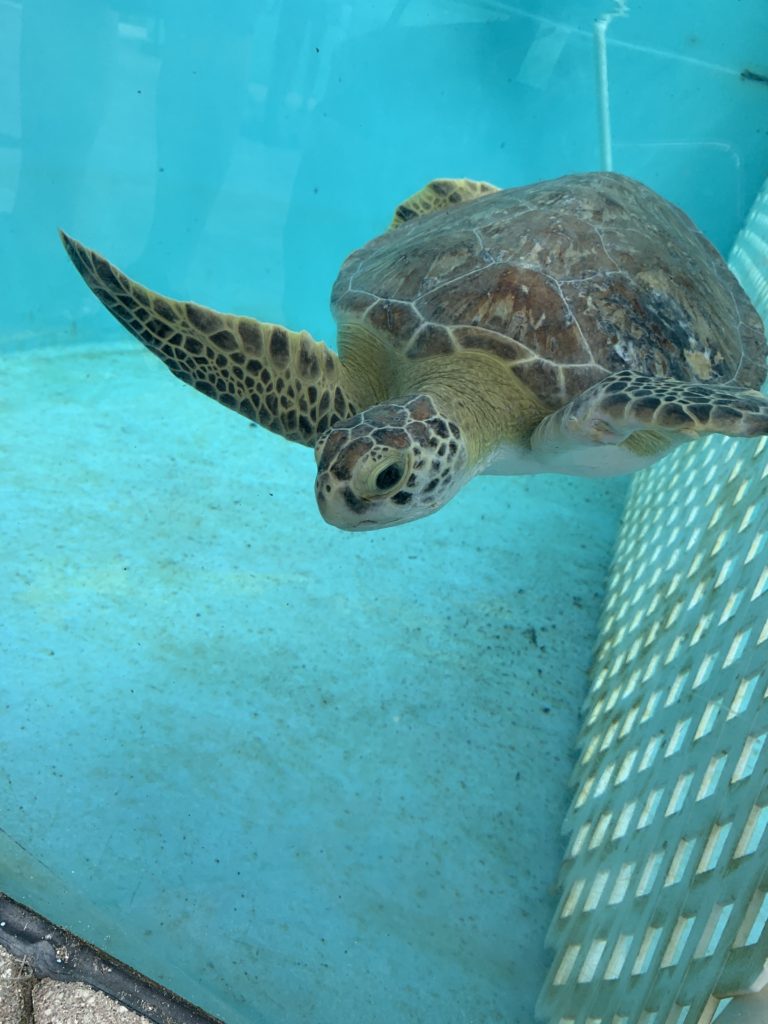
[331,172,766,409]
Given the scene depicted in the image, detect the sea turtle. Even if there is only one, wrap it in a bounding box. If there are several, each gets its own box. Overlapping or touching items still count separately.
[61,171,768,531]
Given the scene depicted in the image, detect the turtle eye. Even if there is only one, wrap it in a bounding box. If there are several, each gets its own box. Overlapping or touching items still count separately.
[375,463,404,491]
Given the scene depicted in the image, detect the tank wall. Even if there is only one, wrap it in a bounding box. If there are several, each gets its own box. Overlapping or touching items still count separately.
[1,0,767,348]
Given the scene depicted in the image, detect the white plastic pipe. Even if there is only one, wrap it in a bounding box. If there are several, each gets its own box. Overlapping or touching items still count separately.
[593,1,628,172]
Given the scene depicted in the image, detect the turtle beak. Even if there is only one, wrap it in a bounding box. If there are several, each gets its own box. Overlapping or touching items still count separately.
[314,468,374,530]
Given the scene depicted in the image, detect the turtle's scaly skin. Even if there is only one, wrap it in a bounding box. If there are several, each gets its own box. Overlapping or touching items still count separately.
[314,393,468,524]
[334,172,766,409]
[530,369,768,463]
[60,231,366,446]
[390,177,499,227]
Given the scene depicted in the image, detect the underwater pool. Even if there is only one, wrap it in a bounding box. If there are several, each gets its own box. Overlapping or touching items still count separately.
[2,2,768,1023]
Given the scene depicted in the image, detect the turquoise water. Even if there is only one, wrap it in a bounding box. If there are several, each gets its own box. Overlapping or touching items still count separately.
[2,2,767,1022]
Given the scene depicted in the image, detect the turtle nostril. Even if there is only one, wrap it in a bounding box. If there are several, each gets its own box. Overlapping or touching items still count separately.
[375,464,404,491]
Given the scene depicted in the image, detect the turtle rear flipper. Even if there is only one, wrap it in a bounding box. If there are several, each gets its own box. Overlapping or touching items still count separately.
[60,232,365,446]
[531,369,768,461]
[389,178,500,228]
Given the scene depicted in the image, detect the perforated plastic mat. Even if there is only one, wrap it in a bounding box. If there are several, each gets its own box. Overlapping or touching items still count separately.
[537,182,768,1024]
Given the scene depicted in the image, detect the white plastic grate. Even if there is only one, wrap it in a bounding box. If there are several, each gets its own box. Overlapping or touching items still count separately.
[537,179,768,1024]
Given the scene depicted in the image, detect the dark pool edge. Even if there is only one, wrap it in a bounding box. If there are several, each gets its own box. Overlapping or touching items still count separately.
[0,893,226,1024]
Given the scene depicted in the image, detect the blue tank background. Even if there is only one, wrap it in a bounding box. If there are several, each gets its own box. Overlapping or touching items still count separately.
[1,2,767,1022]
[2,0,767,347]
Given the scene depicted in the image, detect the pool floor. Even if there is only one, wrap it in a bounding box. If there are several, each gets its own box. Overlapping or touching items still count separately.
[1,340,627,1023]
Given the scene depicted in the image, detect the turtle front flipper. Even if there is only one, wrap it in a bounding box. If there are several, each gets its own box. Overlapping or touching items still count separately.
[531,370,768,463]
[60,232,364,447]
[390,178,500,228]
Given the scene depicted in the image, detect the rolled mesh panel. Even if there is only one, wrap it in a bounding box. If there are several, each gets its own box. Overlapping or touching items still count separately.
[537,181,768,1024]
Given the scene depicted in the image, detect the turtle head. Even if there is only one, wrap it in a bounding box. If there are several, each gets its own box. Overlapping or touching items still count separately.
[314,395,470,531]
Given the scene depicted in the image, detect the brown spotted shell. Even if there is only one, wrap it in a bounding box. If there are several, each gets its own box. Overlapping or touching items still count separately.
[331,172,766,409]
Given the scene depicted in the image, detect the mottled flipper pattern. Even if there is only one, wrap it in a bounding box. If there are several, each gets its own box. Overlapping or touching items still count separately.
[60,232,362,446]
[390,178,500,228]
[532,370,768,456]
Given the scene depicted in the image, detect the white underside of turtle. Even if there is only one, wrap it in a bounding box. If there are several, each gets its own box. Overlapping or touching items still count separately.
[482,439,661,478]
[60,172,768,531]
